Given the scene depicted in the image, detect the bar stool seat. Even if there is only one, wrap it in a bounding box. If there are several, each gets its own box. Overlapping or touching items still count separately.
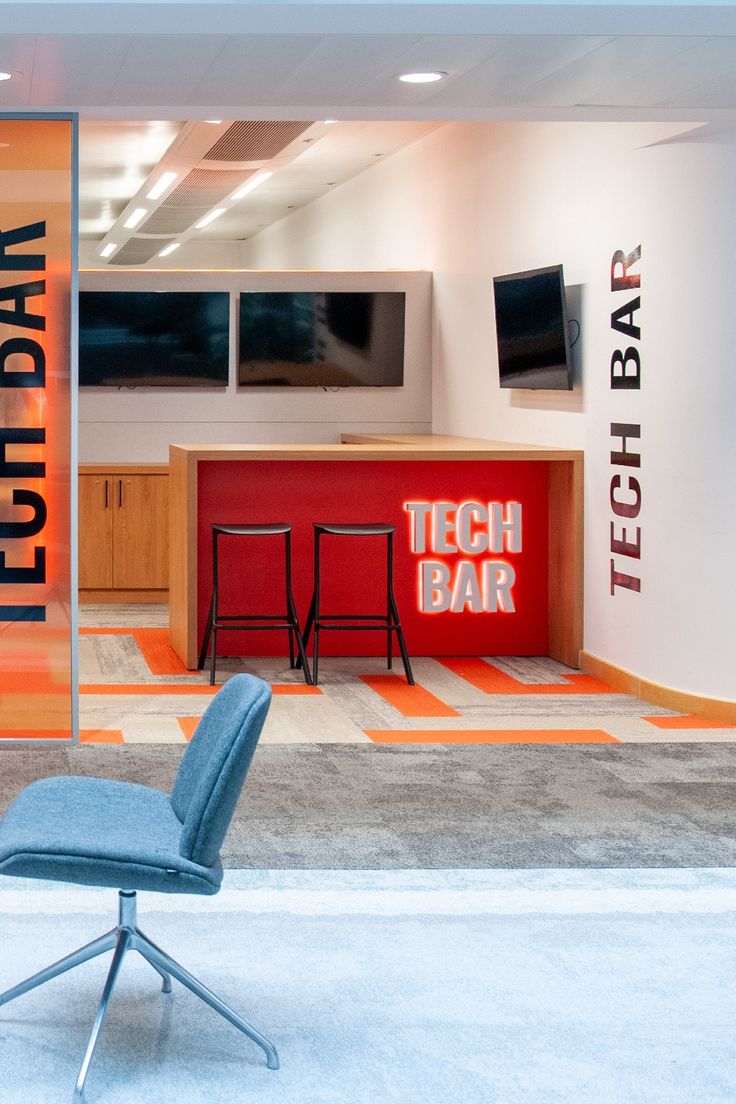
[300,521,414,686]
[315,522,396,537]
[213,523,293,537]
[198,522,312,686]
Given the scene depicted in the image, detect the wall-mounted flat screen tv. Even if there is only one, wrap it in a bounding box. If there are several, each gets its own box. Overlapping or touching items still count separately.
[238,291,405,387]
[78,291,230,387]
[493,265,573,390]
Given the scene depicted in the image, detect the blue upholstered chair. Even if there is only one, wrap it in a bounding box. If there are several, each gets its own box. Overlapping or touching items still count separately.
[0,673,278,1103]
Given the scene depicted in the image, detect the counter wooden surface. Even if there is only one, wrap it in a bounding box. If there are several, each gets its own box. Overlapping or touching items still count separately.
[168,436,583,463]
[168,435,583,669]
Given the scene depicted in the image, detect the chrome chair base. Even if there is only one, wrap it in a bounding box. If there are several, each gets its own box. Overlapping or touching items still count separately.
[0,889,279,1103]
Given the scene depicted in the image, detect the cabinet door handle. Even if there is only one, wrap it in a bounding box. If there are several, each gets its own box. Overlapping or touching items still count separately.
[104,480,109,508]
[118,479,123,508]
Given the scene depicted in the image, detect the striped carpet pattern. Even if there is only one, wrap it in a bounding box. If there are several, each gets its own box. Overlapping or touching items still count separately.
[70,606,735,746]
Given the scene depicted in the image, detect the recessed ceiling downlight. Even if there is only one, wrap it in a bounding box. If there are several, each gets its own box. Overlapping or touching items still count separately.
[0,72,12,82]
[398,71,446,84]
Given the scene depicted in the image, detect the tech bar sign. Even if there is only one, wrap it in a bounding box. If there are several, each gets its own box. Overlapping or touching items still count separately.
[404,499,521,613]
[0,222,49,623]
[609,244,642,596]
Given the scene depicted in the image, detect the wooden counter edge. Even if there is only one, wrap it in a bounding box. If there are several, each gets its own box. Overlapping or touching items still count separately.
[548,459,583,668]
[168,441,584,463]
[169,447,199,667]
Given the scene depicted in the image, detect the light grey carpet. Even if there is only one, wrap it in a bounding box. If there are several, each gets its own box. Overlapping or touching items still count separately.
[3,869,736,1103]
[1,743,736,868]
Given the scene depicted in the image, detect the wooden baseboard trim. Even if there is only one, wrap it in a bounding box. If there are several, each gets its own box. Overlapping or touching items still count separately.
[580,651,736,723]
[79,590,168,605]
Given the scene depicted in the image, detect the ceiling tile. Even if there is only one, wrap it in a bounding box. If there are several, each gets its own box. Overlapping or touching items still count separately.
[265,35,424,106]
[516,36,708,107]
[109,35,229,104]
[30,37,131,106]
[583,36,736,107]
[422,36,610,108]
[194,35,322,104]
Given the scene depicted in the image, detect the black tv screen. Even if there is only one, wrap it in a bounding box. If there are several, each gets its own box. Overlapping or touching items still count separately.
[238,291,405,387]
[493,266,573,390]
[78,291,230,387]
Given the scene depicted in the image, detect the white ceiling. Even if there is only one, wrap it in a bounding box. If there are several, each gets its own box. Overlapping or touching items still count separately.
[4,1,736,262]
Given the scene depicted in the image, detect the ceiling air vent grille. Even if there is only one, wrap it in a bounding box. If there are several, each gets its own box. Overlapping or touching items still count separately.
[203,120,312,162]
[164,166,250,206]
[109,238,170,266]
[140,206,212,235]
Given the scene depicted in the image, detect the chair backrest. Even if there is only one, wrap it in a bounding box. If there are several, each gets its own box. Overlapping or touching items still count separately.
[172,674,271,867]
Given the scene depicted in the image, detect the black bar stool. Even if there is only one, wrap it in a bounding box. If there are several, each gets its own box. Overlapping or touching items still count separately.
[299,522,414,686]
[198,523,312,686]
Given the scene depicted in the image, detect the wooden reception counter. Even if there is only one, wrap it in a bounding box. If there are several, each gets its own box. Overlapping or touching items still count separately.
[168,434,583,670]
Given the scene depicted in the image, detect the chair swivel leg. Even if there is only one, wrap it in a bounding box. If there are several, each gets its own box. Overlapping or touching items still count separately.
[0,930,117,1009]
[134,929,280,1070]
[73,929,132,1103]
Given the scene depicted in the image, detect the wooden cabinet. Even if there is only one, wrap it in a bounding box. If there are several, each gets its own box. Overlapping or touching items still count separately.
[79,466,168,602]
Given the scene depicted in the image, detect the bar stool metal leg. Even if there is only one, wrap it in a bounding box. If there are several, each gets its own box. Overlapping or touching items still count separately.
[200,523,312,686]
[301,523,414,686]
[285,530,313,684]
[387,532,393,671]
[197,592,214,672]
[312,528,321,685]
[388,532,414,684]
[209,528,220,686]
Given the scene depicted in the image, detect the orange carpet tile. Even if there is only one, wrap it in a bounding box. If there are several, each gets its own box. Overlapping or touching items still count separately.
[643,714,736,730]
[438,657,615,695]
[365,729,619,744]
[80,729,125,744]
[177,717,199,741]
[80,684,220,695]
[359,674,460,717]
[0,730,72,740]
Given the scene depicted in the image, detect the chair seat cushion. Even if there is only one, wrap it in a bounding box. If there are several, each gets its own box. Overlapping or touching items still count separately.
[0,777,222,895]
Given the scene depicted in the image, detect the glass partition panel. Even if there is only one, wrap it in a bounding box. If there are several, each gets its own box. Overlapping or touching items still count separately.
[0,117,75,741]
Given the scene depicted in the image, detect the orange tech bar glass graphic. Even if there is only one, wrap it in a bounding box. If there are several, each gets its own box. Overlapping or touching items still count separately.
[0,117,74,740]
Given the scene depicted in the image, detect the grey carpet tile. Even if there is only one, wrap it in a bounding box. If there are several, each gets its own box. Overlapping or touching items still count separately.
[2,743,736,867]
[317,683,408,728]
[78,604,169,628]
[589,743,736,783]
[80,635,153,682]
[457,695,671,717]
[484,655,580,683]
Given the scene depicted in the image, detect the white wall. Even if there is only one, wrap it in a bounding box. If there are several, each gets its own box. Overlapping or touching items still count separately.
[242,120,736,702]
[78,268,431,462]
